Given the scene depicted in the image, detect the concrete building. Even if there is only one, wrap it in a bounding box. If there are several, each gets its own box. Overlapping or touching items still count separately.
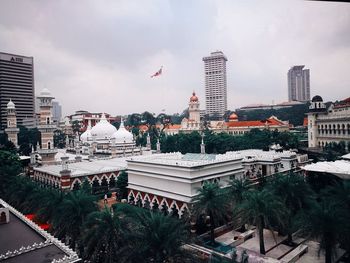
[287,65,310,102]
[307,95,350,148]
[127,152,244,217]
[5,99,19,147]
[203,51,228,118]
[69,110,118,133]
[0,52,35,130]
[126,149,304,217]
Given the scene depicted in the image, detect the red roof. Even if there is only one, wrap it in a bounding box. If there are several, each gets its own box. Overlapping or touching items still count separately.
[226,117,285,128]
[25,214,51,230]
[303,117,308,127]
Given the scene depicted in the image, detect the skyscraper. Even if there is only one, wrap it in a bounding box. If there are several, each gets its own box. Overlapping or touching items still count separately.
[287,65,310,102]
[0,52,35,130]
[203,51,228,118]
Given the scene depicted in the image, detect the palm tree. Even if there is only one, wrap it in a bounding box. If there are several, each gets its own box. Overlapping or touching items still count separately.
[52,190,97,249]
[82,207,130,263]
[235,189,286,255]
[268,172,314,244]
[228,178,251,205]
[297,199,348,263]
[192,182,230,245]
[119,204,195,263]
[36,189,65,223]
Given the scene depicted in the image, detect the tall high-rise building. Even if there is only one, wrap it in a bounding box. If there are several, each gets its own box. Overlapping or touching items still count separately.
[287,65,310,102]
[52,101,62,123]
[203,51,228,118]
[0,52,35,130]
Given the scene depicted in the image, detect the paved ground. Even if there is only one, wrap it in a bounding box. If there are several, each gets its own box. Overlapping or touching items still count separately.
[238,229,286,255]
[98,192,118,209]
[296,240,345,263]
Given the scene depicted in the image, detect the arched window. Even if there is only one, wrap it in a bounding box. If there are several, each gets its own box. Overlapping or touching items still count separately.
[46,117,50,124]
[48,141,51,149]
[0,212,7,224]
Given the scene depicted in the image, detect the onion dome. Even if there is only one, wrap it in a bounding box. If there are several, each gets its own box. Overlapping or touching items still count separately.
[190,92,198,102]
[229,112,238,121]
[7,99,15,109]
[80,124,92,142]
[112,121,134,143]
[311,95,323,102]
[90,113,117,139]
[38,88,54,98]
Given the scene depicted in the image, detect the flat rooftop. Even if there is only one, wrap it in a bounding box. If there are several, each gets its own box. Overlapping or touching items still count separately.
[128,152,242,168]
[34,157,127,177]
[302,160,350,179]
[0,199,79,263]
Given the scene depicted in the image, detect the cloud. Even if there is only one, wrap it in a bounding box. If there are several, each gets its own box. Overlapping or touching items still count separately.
[0,0,349,116]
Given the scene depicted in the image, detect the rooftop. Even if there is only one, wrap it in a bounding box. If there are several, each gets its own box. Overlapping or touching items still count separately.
[34,157,127,177]
[0,199,79,263]
[302,160,350,179]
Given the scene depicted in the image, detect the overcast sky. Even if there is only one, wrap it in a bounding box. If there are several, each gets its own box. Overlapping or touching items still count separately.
[0,0,349,116]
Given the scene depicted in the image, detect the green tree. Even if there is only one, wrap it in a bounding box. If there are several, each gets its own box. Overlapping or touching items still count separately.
[54,129,66,148]
[228,178,250,205]
[52,190,97,249]
[268,173,314,244]
[235,189,286,254]
[82,207,129,263]
[119,205,195,263]
[116,171,128,200]
[297,199,348,263]
[192,182,230,245]
[0,150,21,195]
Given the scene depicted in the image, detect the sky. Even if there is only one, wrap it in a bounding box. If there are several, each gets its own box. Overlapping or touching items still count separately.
[0,0,349,117]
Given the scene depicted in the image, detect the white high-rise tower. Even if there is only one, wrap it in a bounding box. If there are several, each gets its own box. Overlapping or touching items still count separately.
[203,51,228,118]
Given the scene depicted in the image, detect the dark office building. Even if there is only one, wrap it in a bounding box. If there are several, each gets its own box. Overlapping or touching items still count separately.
[0,52,35,130]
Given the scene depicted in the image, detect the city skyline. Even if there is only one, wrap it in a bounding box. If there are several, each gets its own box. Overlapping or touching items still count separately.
[0,1,349,116]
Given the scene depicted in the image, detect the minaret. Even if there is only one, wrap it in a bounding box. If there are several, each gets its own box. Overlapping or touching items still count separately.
[37,88,57,164]
[5,99,19,147]
[200,134,206,154]
[156,138,161,153]
[146,133,151,149]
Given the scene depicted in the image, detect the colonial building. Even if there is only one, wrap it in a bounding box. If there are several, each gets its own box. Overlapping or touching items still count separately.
[307,95,350,148]
[69,110,118,133]
[163,92,289,135]
[5,99,19,147]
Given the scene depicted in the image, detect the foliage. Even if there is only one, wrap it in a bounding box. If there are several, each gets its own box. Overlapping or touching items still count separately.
[82,207,130,263]
[0,150,21,195]
[51,190,97,249]
[54,129,66,149]
[267,172,314,244]
[296,199,349,263]
[191,182,230,245]
[236,103,310,127]
[118,204,195,263]
[234,189,287,254]
[161,129,299,154]
[116,171,128,200]
[17,126,41,155]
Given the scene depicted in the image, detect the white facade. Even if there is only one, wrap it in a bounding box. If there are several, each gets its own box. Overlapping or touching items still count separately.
[203,51,228,117]
[307,96,350,148]
[127,152,244,217]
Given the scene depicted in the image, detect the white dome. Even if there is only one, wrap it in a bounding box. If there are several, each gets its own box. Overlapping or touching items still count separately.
[90,113,117,140]
[112,121,134,143]
[80,124,92,142]
[7,99,15,109]
[38,88,54,98]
